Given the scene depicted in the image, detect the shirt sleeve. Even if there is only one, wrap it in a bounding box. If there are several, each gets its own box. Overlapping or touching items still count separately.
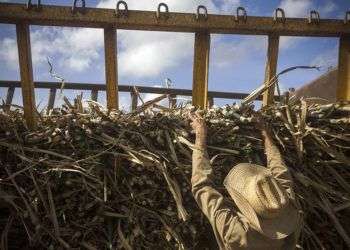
[191,147,248,249]
[264,136,294,198]
[265,133,302,248]
[191,147,224,219]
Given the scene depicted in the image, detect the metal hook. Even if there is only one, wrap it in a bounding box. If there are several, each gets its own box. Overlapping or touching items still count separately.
[26,0,42,11]
[72,0,86,14]
[344,11,350,24]
[273,8,285,23]
[196,5,208,20]
[156,3,169,20]
[308,10,320,24]
[235,7,247,22]
[116,1,128,18]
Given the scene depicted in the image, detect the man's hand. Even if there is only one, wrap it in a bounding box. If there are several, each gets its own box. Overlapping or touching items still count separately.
[254,112,267,131]
[255,113,272,139]
[189,111,207,148]
[189,111,207,135]
[256,113,275,153]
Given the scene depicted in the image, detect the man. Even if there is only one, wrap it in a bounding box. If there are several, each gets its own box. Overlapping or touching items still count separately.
[189,112,302,250]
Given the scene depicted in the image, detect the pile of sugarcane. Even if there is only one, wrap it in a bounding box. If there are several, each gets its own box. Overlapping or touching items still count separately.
[0,98,349,250]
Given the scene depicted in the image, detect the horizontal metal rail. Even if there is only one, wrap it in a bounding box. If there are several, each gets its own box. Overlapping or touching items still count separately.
[0,3,349,37]
[0,81,260,100]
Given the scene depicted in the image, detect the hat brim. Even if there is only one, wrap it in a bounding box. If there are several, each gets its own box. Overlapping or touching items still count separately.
[224,163,299,239]
[226,186,299,239]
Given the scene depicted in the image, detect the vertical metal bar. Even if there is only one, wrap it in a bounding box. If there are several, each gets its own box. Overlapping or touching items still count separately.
[262,35,279,106]
[104,26,118,110]
[169,94,176,108]
[208,96,214,108]
[5,86,15,106]
[4,86,15,112]
[91,89,98,101]
[130,90,138,111]
[337,35,350,101]
[16,23,36,129]
[47,87,56,112]
[192,32,210,109]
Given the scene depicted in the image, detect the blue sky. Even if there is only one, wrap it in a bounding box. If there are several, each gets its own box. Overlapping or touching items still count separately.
[0,0,349,110]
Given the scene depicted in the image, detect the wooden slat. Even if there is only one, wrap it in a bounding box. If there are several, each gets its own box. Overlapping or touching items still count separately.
[263,35,279,106]
[91,89,98,101]
[0,81,272,100]
[47,88,56,111]
[104,26,118,110]
[0,3,349,37]
[5,86,15,106]
[337,35,350,101]
[192,32,210,109]
[130,90,138,111]
[16,23,36,129]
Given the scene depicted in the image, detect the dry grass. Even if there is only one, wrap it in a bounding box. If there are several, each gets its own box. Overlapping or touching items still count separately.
[0,98,349,249]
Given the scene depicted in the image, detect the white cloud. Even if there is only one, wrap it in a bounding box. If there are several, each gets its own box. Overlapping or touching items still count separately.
[30,27,103,72]
[279,0,312,18]
[310,46,338,69]
[0,27,103,72]
[97,0,241,78]
[211,36,266,68]
[118,30,193,77]
[0,38,19,69]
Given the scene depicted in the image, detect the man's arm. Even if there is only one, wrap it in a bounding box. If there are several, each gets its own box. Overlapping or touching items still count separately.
[191,136,226,220]
[189,113,249,249]
[262,128,294,197]
[261,119,302,248]
[190,112,227,222]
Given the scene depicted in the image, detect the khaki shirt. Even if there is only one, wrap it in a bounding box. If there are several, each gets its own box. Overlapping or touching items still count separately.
[191,144,301,250]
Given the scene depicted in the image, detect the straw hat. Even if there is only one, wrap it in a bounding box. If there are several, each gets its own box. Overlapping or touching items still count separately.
[223,163,299,239]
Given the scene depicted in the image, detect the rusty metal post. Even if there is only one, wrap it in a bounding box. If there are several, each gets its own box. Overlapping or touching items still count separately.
[47,87,56,112]
[104,26,118,110]
[337,35,350,101]
[130,90,138,111]
[192,32,210,109]
[16,23,36,129]
[263,34,279,106]
[5,86,15,110]
[91,89,98,101]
